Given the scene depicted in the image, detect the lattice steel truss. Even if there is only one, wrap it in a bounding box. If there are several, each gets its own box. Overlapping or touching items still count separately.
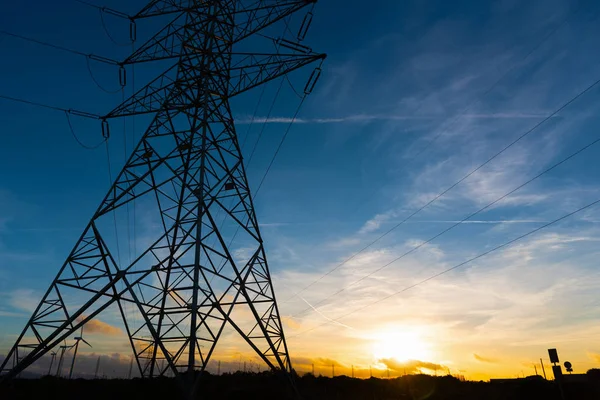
[1,0,324,389]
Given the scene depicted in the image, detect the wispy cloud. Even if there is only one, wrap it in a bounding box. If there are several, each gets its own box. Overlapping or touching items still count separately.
[473,353,498,363]
[236,113,552,125]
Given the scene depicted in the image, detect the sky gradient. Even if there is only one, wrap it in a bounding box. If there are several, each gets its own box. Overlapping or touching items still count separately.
[2,0,600,380]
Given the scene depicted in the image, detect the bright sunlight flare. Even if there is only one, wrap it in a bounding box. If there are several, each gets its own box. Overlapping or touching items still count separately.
[371,328,432,362]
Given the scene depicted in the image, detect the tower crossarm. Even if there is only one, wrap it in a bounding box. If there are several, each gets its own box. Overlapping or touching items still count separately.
[124,0,316,65]
[134,0,195,19]
[231,0,317,43]
[104,52,324,119]
[229,51,324,96]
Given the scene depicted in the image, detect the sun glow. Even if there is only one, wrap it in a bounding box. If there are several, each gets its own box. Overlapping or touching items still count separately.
[371,328,432,362]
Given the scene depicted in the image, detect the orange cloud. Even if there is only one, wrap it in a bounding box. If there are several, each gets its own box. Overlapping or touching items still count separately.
[281,316,301,330]
[76,316,122,336]
[587,353,600,363]
[379,358,444,374]
[316,357,345,367]
[473,353,498,363]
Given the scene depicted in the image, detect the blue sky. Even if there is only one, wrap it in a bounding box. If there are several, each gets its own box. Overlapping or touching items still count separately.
[2,0,600,379]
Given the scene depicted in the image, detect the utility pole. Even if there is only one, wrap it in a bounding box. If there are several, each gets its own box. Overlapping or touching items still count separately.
[128,356,133,379]
[0,2,325,397]
[540,358,548,380]
[48,352,57,376]
[94,356,100,379]
[534,364,538,376]
[369,365,372,378]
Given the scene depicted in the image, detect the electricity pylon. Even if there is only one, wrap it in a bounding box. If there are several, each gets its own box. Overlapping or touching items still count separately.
[0,0,324,389]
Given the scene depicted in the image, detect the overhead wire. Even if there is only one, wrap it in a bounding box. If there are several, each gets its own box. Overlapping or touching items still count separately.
[122,86,132,266]
[100,9,132,47]
[290,124,600,318]
[213,86,309,278]
[245,77,286,169]
[73,0,103,10]
[86,57,123,94]
[0,29,118,65]
[105,141,123,268]
[283,42,600,304]
[65,112,107,150]
[210,15,306,272]
[289,195,600,338]
[253,94,306,199]
[0,94,105,148]
[0,93,99,118]
[208,82,269,257]
[209,77,289,279]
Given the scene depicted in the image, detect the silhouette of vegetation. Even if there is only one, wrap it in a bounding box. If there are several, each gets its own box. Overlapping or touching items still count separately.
[2,372,600,400]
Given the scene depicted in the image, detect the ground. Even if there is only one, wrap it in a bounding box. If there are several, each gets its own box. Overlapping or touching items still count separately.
[1,373,599,399]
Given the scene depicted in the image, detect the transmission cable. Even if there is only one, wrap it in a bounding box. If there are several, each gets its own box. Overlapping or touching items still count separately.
[105,141,123,267]
[86,57,123,94]
[0,94,99,118]
[65,112,107,150]
[100,9,132,47]
[207,82,270,257]
[291,128,600,318]
[245,77,286,169]
[283,71,600,303]
[73,0,102,10]
[0,29,118,65]
[289,195,600,338]
[253,94,306,198]
[213,92,309,277]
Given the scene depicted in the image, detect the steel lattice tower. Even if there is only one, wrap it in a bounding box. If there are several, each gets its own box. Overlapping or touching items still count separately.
[0,0,324,389]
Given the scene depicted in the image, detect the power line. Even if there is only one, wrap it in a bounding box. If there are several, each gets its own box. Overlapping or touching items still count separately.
[0,29,118,65]
[73,0,102,10]
[290,128,600,318]
[254,95,306,198]
[0,93,100,119]
[290,195,600,338]
[86,57,122,94]
[283,71,600,303]
[65,112,106,150]
[245,78,286,169]
[99,9,133,47]
[213,91,309,276]
[104,141,122,267]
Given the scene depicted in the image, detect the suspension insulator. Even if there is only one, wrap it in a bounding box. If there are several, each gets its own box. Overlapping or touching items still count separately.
[101,119,110,139]
[129,20,137,43]
[304,67,322,95]
[278,38,312,54]
[298,12,313,42]
[119,66,127,87]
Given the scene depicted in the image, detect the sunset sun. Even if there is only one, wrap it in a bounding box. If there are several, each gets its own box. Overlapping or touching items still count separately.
[371,329,432,362]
